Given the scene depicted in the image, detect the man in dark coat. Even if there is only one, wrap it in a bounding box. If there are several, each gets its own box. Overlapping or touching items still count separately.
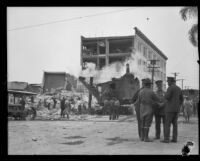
[53,97,57,109]
[153,80,166,139]
[19,96,26,111]
[60,97,66,118]
[161,77,183,143]
[139,78,160,142]
[132,79,146,140]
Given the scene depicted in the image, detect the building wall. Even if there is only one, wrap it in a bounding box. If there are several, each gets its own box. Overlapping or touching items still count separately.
[81,36,133,70]
[134,34,167,91]
[43,74,66,92]
[81,30,167,91]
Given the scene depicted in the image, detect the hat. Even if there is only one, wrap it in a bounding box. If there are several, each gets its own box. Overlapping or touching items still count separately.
[167,77,175,82]
[155,80,163,84]
[141,79,146,82]
[144,78,152,84]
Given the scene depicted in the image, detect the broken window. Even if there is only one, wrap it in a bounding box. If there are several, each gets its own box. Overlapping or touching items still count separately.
[109,57,123,64]
[148,51,152,60]
[97,41,106,55]
[82,58,97,70]
[99,58,106,69]
[138,42,142,52]
[109,38,132,54]
[82,40,97,56]
[143,47,147,58]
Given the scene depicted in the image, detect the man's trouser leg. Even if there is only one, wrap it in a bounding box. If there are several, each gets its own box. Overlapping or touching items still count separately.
[140,116,144,141]
[109,101,113,120]
[135,106,141,138]
[172,112,178,141]
[155,115,161,139]
[162,115,166,138]
[112,107,115,120]
[61,108,64,117]
[164,112,174,141]
[116,107,119,119]
[144,114,153,142]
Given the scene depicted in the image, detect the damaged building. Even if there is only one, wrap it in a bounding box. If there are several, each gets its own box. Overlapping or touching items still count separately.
[27,84,42,94]
[42,71,77,93]
[8,81,29,91]
[80,27,168,90]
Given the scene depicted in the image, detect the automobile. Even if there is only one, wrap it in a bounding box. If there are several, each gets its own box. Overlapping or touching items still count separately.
[8,103,37,120]
[8,104,26,120]
[8,90,38,120]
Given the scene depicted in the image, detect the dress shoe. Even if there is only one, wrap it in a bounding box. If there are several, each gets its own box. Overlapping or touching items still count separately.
[160,140,170,143]
[144,138,153,142]
[154,137,160,140]
[170,140,177,143]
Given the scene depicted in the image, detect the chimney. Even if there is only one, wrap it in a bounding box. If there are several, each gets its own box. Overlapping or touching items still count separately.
[126,63,130,74]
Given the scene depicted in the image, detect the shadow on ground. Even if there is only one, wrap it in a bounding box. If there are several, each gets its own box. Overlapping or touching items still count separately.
[106,137,137,145]
[118,115,134,122]
[60,140,85,145]
[64,136,86,139]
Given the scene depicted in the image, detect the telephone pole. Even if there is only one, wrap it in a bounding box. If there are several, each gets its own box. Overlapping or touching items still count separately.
[148,59,160,90]
[171,72,179,82]
[176,79,185,90]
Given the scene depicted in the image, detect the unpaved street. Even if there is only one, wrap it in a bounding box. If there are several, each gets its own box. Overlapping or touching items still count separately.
[8,115,198,155]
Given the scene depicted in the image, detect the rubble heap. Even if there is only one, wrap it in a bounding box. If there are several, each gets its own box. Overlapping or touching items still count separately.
[33,90,99,120]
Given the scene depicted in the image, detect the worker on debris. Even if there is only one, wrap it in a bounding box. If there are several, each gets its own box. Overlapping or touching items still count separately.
[37,99,42,109]
[30,95,37,120]
[161,77,183,143]
[53,97,57,109]
[138,78,160,142]
[113,97,120,120]
[64,99,71,120]
[60,97,66,118]
[153,80,166,140]
[77,97,82,115]
[132,78,146,140]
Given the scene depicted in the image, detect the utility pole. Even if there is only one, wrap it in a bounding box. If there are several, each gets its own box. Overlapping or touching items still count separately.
[171,72,179,82]
[176,79,185,90]
[88,77,93,114]
[148,59,160,90]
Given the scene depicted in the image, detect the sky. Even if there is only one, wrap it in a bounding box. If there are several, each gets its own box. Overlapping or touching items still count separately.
[7,7,199,89]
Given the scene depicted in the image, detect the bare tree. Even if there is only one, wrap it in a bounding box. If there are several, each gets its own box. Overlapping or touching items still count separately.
[180,7,198,47]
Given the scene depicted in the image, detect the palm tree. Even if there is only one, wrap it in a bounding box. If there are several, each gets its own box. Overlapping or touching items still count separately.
[180,7,198,47]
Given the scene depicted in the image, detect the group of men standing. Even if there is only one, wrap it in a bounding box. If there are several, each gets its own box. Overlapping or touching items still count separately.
[133,77,183,143]
[103,83,120,120]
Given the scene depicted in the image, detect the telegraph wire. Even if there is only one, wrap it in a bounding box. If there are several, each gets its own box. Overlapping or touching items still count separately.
[8,8,136,31]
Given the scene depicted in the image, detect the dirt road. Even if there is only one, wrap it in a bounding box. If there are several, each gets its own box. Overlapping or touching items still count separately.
[8,115,198,155]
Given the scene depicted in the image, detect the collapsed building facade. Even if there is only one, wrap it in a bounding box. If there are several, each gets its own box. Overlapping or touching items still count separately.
[80,27,168,90]
[42,71,77,93]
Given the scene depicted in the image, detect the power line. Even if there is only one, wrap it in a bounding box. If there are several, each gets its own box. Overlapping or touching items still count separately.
[8,8,136,31]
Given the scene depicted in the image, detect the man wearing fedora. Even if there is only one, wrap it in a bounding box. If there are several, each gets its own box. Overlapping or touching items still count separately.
[161,77,183,143]
[138,78,160,142]
[154,80,166,140]
[132,78,146,140]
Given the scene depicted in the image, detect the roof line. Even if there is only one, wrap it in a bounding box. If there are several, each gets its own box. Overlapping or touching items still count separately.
[81,35,134,40]
[134,27,168,60]
[43,71,67,74]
